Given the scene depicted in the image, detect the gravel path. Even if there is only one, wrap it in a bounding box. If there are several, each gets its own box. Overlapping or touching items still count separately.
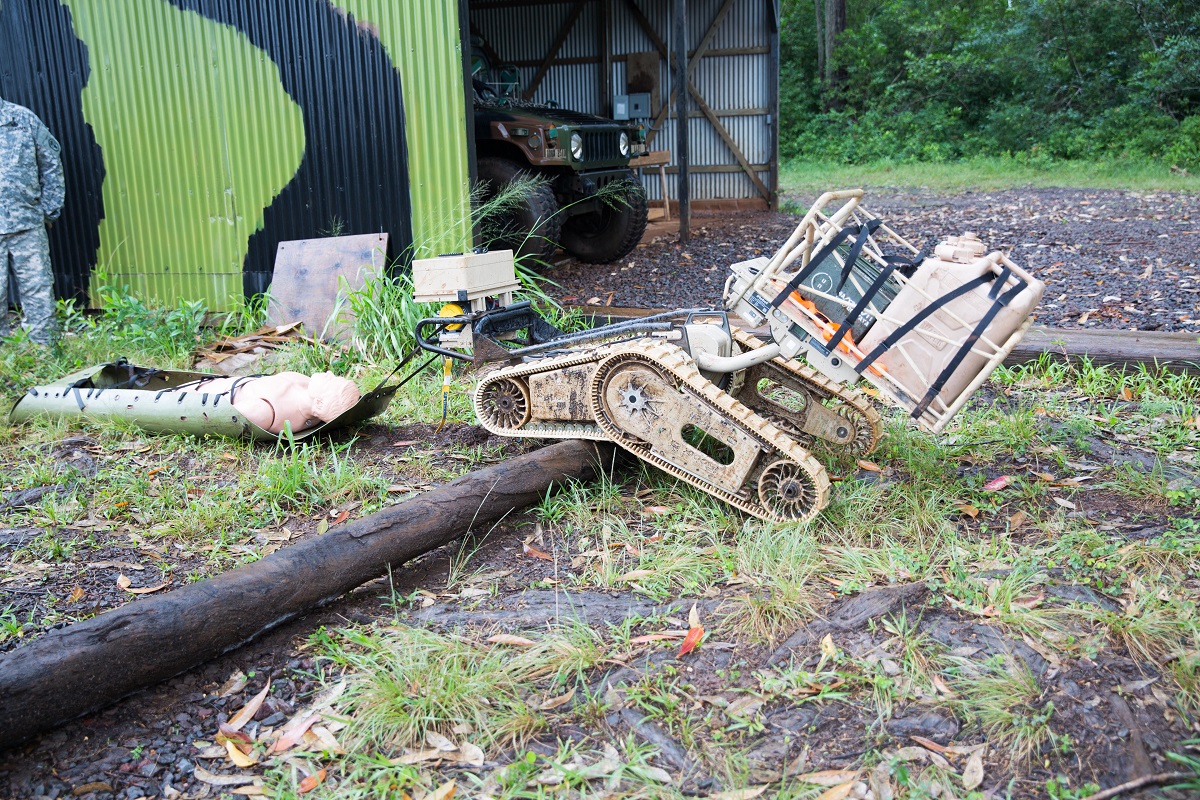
[551,188,1200,332]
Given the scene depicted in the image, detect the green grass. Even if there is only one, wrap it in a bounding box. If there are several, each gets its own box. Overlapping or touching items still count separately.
[252,436,393,518]
[779,156,1200,195]
[321,626,551,753]
[720,522,822,644]
[1074,579,1199,663]
[3,243,1200,798]
[945,655,1059,764]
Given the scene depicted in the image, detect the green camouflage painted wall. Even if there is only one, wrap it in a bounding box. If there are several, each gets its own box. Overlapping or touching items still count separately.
[329,1,474,259]
[38,0,470,310]
[64,0,305,308]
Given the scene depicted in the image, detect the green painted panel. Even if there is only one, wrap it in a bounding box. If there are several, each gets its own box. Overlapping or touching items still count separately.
[330,0,473,259]
[63,0,305,309]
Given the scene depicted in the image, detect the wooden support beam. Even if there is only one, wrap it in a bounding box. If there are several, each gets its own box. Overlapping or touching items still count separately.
[689,0,739,76]
[508,55,600,67]
[643,0,736,146]
[662,163,771,173]
[523,0,588,100]
[766,0,781,210]
[624,0,767,202]
[0,440,616,749]
[506,45,770,66]
[600,0,612,116]
[688,86,772,202]
[674,0,690,241]
[621,0,668,56]
[623,0,669,146]
[665,106,771,119]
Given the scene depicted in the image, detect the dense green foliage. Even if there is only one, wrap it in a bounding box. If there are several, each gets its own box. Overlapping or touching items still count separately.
[780,0,1200,166]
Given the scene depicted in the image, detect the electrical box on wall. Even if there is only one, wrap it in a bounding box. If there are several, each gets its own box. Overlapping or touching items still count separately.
[612,93,652,120]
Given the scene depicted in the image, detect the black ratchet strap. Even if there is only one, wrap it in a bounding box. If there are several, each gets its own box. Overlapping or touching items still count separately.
[768,220,878,311]
[854,263,1027,420]
[825,250,922,352]
[910,268,1026,419]
[854,276,995,376]
[832,218,882,294]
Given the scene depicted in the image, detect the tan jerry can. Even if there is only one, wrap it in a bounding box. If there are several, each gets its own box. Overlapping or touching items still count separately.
[857,234,1045,415]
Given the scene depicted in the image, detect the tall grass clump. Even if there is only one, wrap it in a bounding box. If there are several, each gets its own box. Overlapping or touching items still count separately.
[79,273,208,365]
[320,625,601,754]
[343,175,604,365]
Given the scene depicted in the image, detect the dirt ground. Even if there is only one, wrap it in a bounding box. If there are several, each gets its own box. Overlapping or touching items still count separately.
[551,188,1200,333]
[1,188,1199,800]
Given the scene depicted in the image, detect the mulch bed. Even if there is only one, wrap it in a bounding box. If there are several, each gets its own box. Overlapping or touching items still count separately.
[550,188,1200,333]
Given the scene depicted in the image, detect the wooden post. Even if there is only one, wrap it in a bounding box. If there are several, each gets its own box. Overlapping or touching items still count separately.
[659,163,671,221]
[600,0,612,115]
[674,0,690,243]
[1007,326,1200,375]
[629,151,673,221]
[767,0,781,211]
[0,439,616,750]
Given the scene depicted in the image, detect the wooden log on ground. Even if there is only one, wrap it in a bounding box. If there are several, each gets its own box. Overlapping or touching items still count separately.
[0,439,615,750]
[1006,325,1200,375]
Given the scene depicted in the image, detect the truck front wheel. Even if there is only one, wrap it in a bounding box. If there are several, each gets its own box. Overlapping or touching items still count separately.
[476,157,562,265]
[559,173,648,264]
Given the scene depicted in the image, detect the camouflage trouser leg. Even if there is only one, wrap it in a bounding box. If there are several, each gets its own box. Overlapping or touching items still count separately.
[0,226,58,345]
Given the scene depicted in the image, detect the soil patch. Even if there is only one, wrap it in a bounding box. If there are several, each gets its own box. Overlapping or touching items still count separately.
[550,189,1200,333]
[2,188,1199,799]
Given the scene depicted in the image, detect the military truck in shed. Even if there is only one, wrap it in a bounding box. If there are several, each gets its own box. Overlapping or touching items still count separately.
[471,38,650,265]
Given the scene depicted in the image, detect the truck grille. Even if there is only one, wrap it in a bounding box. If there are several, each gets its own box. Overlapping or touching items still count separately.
[582,130,622,163]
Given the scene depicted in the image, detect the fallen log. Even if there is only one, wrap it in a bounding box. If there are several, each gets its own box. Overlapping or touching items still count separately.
[0,439,615,750]
[1006,325,1200,375]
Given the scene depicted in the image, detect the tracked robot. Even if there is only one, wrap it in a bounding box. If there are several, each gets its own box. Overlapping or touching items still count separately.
[414,190,1045,524]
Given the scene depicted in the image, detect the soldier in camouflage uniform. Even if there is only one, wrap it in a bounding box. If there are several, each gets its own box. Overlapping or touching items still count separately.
[0,96,64,346]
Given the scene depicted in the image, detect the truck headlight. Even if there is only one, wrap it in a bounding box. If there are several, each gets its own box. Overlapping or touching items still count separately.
[619,131,630,157]
[570,131,584,161]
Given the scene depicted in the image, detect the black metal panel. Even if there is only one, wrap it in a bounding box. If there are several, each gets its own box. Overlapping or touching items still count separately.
[164,0,414,295]
[0,0,105,304]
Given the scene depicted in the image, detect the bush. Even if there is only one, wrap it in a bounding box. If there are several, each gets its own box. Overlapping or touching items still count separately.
[70,274,208,365]
[779,0,1200,166]
[1165,115,1200,168]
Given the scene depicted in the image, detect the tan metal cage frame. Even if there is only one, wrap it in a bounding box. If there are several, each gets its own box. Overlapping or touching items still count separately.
[725,190,1042,433]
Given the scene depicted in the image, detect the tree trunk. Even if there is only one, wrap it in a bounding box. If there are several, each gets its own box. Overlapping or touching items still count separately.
[0,439,616,750]
[823,0,846,89]
[814,0,825,81]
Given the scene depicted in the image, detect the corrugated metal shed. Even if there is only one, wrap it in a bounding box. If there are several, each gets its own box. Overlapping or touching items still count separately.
[332,1,474,259]
[470,0,778,206]
[0,0,473,310]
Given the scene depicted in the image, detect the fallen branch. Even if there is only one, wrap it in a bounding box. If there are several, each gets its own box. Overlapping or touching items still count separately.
[0,439,615,750]
[1078,771,1193,800]
[767,582,927,665]
[0,482,75,511]
[617,706,698,775]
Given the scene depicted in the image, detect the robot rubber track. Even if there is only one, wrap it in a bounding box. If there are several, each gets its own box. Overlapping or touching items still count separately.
[475,337,832,523]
